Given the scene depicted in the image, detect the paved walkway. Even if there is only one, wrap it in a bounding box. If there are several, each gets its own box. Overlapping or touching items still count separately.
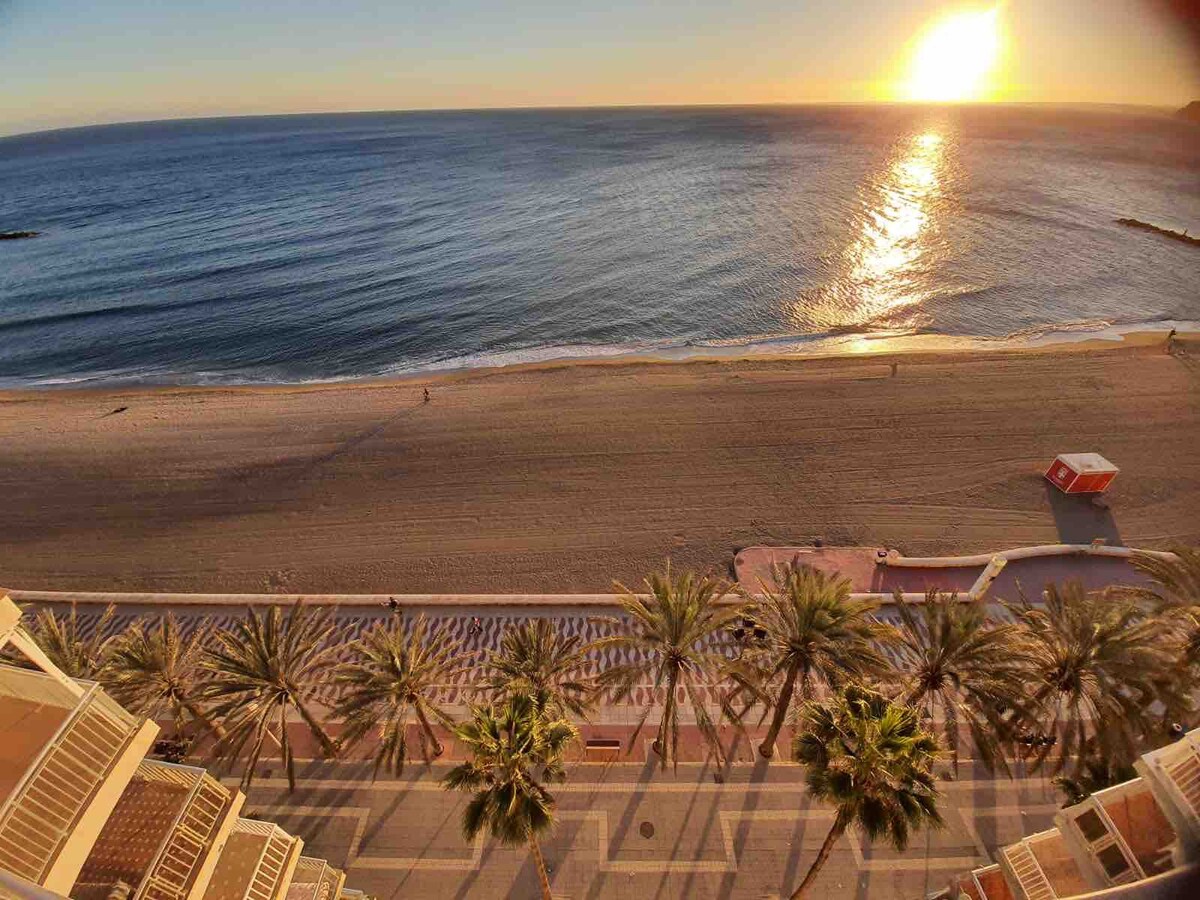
[734,545,1152,597]
[236,756,1062,899]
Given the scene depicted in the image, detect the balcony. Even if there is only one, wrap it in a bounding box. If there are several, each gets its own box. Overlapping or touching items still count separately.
[1056,776,1180,891]
[72,760,244,900]
[956,863,1015,900]
[0,664,158,894]
[1135,729,1200,858]
[201,819,303,900]
[1000,827,1090,899]
[284,858,344,900]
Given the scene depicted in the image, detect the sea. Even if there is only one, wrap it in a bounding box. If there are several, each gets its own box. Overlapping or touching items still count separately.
[0,105,1197,387]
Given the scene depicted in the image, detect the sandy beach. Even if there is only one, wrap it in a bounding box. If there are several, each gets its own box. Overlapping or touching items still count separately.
[0,337,1196,594]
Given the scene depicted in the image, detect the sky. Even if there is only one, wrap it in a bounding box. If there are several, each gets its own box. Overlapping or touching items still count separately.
[0,0,1197,136]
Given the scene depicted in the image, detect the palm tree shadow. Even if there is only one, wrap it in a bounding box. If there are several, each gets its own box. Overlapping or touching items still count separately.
[584,753,658,900]
[670,756,728,899]
[715,755,771,900]
[1043,482,1122,545]
[451,839,500,900]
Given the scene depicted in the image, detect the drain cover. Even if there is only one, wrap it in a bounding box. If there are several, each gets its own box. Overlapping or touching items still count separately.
[639,821,655,839]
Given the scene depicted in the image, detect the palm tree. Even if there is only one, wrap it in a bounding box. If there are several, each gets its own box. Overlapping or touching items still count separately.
[592,565,749,770]
[19,602,116,680]
[201,603,342,792]
[789,685,942,899]
[1127,547,1200,681]
[1005,582,1185,779]
[892,588,1032,775]
[743,564,890,758]
[441,694,577,900]
[333,615,465,777]
[486,618,594,718]
[1126,546,1200,609]
[104,614,226,741]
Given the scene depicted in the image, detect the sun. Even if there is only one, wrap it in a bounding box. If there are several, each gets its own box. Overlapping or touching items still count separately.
[903,7,1003,102]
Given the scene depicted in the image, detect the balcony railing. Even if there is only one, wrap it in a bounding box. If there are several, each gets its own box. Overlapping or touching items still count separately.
[204,819,301,900]
[288,858,343,900]
[142,762,234,900]
[73,759,236,900]
[0,679,140,885]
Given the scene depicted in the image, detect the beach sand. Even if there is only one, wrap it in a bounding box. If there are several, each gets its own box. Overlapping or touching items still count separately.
[0,338,1196,594]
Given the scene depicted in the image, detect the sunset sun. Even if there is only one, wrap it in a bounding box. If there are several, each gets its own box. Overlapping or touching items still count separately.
[904,6,1003,102]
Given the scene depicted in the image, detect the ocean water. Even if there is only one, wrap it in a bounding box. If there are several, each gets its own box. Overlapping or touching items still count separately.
[0,105,1197,387]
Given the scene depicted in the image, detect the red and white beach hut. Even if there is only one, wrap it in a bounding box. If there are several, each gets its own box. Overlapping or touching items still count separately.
[1044,453,1119,494]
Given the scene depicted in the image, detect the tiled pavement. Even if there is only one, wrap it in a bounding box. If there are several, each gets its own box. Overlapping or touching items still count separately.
[234,756,1063,900]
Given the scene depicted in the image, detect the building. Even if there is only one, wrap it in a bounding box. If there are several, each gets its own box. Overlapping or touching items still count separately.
[0,595,361,900]
[948,728,1200,899]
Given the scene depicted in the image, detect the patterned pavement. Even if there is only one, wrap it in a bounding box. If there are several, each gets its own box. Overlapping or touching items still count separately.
[232,755,1064,899]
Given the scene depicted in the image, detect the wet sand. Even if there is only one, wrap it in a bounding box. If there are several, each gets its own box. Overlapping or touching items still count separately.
[0,338,1196,593]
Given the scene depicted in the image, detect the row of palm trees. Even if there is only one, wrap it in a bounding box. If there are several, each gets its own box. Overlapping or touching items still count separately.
[7,548,1199,899]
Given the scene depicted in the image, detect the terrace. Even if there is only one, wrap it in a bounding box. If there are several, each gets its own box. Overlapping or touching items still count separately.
[1057,777,1179,887]
[0,603,159,895]
[72,760,243,900]
[1000,827,1091,899]
[201,819,302,900]
[284,858,344,900]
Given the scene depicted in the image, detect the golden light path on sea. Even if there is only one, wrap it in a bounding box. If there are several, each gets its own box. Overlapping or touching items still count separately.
[847,130,946,321]
[794,127,949,333]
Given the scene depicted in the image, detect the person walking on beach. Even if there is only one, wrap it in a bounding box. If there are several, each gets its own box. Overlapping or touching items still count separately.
[890,362,898,378]
[1166,328,1177,354]
[423,387,431,402]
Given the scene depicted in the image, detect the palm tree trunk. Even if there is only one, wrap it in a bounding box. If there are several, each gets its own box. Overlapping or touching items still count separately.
[655,669,680,767]
[528,832,554,900]
[414,703,444,757]
[280,704,296,793]
[294,697,340,759]
[182,696,227,741]
[760,659,802,758]
[790,811,848,900]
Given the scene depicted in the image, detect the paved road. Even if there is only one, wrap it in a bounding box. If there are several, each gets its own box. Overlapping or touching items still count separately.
[235,756,1060,900]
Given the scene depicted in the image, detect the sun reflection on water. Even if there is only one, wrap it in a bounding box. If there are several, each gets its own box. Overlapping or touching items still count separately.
[798,128,952,331]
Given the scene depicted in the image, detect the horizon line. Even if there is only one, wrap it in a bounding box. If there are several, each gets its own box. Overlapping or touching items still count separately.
[1,98,1189,142]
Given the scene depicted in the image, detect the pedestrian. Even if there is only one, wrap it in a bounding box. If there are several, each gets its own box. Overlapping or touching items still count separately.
[388,597,399,613]
[470,616,482,635]
[423,387,431,402]
[890,362,898,378]
[1166,328,1177,354]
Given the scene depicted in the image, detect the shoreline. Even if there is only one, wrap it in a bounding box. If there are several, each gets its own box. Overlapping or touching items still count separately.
[2,322,1195,397]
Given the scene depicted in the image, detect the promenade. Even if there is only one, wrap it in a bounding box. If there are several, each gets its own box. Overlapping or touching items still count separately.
[235,755,1062,899]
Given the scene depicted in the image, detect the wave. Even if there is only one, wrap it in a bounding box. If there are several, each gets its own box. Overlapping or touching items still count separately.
[2,318,1194,390]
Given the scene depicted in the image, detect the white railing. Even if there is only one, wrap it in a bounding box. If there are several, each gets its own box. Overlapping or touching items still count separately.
[231,820,297,900]
[0,683,140,884]
[1001,840,1056,900]
[140,764,232,900]
[289,859,341,900]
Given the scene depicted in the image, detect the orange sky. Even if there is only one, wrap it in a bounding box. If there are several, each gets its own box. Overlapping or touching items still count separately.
[1,0,1197,135]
